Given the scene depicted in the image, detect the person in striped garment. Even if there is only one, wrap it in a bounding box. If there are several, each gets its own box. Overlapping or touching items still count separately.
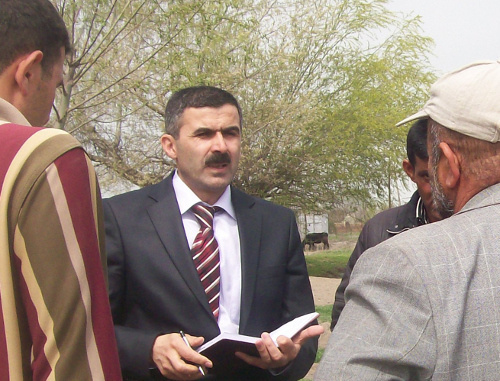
[0,0,121,379]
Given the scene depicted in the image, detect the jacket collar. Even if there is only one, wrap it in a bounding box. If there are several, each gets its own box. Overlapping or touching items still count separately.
[0,98,31,126]
[386,190,426,235]
[146,174,219,319]
[456,182,500,215]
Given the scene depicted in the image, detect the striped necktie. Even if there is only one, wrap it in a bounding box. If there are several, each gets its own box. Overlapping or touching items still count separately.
[191,203,221,318]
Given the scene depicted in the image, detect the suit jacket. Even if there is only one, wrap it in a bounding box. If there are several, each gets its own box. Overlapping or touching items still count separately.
[315,182,500,381]
[103,174,317,380]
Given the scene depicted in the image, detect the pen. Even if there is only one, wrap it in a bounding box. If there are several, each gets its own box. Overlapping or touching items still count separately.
[179,330,206,376]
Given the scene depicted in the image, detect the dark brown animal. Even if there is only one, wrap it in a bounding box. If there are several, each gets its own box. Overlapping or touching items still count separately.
[302,232,329,251]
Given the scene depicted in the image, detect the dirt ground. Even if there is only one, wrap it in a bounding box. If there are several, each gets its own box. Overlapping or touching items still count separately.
[304,276,341,379]
[309,276,340,307]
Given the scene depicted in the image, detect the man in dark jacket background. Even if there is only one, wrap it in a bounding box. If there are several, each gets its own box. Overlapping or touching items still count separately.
[330,119,442,329]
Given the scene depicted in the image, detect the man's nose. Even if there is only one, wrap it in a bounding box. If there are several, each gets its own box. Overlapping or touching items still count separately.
[211,132,228,152]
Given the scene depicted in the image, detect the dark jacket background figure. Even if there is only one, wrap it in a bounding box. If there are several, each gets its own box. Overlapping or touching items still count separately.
[330,191,426,330]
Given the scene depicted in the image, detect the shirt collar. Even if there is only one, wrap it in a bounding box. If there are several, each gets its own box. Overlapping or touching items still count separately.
[172,170,236,219]
[0,97,31,126]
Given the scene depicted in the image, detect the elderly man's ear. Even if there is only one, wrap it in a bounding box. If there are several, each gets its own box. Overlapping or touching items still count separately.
[438,142,460,189]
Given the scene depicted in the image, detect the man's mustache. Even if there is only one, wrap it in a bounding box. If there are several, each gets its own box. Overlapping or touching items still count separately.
[205,152,231,166]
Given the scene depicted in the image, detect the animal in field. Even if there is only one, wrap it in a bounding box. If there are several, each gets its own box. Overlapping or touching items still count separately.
[302,232,329,251]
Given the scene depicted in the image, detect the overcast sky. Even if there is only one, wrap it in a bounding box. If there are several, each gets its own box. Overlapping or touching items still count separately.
[386,0,500,203]
[387,0,500,75]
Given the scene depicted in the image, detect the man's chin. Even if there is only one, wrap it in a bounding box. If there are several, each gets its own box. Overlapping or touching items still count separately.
[203,173,234,190]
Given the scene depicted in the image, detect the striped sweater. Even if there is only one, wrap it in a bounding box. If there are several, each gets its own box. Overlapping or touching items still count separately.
[0,122,121,380]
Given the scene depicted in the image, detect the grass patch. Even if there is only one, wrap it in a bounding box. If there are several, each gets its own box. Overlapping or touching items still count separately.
[315,305,332,363]
[315,347,325,363]
[305,249,350,278]
[315,304,333,324]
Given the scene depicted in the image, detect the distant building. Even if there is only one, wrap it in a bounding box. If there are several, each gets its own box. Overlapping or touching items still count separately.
[297,213,328,239]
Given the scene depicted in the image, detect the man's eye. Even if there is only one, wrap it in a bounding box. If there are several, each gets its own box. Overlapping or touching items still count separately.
[195,131,213,138]
[224,128,240,137]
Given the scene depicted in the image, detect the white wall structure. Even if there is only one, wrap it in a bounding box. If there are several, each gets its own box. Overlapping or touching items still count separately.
[297,213,329,238]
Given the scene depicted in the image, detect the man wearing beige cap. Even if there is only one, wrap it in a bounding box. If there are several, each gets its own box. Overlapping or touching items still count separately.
[315,60,500,380]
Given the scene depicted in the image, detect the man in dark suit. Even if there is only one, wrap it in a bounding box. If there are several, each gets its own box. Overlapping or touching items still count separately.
[104,86,323,380]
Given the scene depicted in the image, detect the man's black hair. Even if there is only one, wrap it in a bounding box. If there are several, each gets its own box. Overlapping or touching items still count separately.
[0,0,70,74]
[164,86,242,137]
[407,119,428,166]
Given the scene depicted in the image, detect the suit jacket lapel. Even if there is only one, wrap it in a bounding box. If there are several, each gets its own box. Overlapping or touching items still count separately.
[232,187,261,332]
[146,174,214,318]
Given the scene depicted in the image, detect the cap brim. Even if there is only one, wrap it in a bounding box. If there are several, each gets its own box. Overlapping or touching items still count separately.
[395,110,428,126]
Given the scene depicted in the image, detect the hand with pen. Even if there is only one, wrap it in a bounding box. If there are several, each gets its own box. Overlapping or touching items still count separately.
[152,332,211,380]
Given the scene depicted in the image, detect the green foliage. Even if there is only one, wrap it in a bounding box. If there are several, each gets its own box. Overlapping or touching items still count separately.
[52,0,436,208]
[305,250,350,278]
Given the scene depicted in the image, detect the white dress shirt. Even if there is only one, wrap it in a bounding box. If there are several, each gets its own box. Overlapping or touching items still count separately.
[172,171,242,334]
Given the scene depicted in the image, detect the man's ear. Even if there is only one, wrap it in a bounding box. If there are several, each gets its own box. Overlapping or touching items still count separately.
[439,142,460,189]
[14,51,44,96]
[402,159,416,182]
[161,134,177,160]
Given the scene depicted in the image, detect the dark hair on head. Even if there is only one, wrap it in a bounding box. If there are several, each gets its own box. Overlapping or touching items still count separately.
[0,0,70,75]
[406,119,429,166]
[164,86,243,137]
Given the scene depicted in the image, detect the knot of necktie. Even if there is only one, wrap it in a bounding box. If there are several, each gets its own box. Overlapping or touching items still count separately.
[191,203,220,231]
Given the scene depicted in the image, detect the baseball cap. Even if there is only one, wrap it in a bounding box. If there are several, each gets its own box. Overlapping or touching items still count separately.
[396,60,500,143]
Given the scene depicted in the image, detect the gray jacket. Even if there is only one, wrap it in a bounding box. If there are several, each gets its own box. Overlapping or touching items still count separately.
[316,183,500,380]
